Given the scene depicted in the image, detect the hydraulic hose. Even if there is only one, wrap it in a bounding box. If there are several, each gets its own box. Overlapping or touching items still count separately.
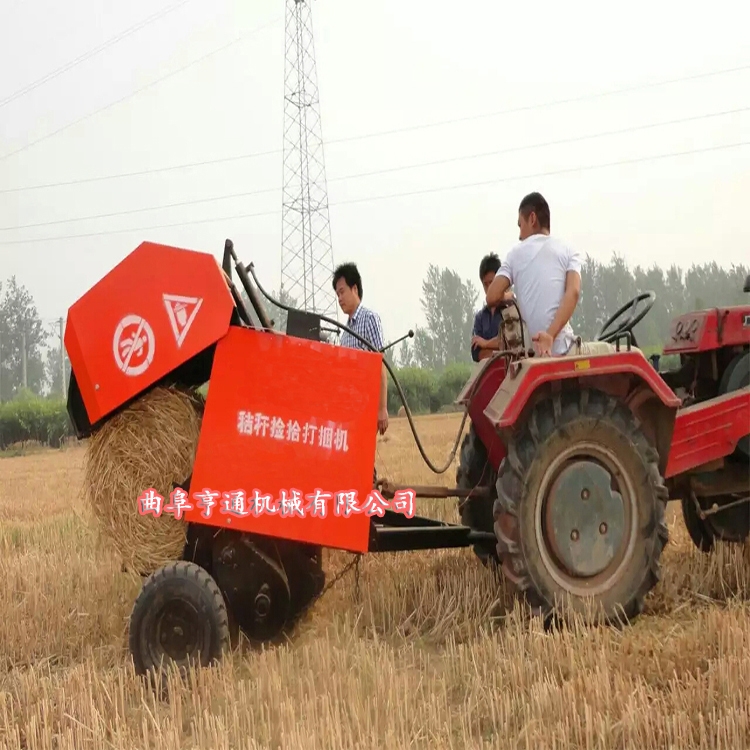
[245,262,480,475]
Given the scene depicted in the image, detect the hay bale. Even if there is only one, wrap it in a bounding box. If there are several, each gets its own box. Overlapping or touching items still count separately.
[84,385,204,575]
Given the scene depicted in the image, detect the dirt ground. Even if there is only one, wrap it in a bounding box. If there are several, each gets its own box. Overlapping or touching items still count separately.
[0,412,748,749]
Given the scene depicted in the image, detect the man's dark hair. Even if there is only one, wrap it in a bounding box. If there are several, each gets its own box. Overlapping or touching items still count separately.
[332,262,363,300]
[519,191,550,230]
[479,252,501,280]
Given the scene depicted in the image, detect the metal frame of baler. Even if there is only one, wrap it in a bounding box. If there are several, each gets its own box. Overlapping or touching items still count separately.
[216,238,500,557]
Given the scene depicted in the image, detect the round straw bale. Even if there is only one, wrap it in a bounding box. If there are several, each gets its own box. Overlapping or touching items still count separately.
[83,385,204,575]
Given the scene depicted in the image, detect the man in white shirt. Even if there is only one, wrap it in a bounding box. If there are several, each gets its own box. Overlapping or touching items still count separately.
[485,192,582,357]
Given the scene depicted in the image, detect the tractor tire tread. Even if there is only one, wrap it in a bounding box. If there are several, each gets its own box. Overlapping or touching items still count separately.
[493,387,669,625]
[456,425,499,564]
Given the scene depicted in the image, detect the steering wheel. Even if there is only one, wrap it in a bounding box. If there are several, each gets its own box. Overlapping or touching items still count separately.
[596,291,655,346]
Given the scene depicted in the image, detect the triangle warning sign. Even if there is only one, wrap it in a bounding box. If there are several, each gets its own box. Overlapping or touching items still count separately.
[163,294,203,348]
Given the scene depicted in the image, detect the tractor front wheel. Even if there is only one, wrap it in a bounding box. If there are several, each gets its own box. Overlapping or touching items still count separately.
[129,561,230,677]
[494,388,669,625]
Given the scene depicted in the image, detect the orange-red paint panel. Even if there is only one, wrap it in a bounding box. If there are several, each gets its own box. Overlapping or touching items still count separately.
[185,326,382,553]
[665,387,750,478]
[484,351,681,430]
[662,306,750,355]
[64,241,235,424]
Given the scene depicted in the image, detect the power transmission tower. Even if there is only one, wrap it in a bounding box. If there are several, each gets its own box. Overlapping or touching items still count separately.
[280,0,338,324]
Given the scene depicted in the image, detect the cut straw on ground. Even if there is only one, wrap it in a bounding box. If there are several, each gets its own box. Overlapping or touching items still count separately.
[1,411,749,748]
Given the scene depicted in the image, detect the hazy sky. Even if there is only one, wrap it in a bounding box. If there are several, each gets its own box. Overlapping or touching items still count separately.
[1,0,748,348]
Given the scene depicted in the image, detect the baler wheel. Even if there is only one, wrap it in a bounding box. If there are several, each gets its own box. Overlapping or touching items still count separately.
[455,424,499,565]
[128,561,230,678]
[493,388,669,626]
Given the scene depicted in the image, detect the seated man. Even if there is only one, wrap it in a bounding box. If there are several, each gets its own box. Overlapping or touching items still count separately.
[486,191,608,357]
[471,252,518,361]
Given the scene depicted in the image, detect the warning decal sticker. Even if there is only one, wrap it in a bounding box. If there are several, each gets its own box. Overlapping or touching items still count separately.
[163,294,203,348]
[113,315,155,376]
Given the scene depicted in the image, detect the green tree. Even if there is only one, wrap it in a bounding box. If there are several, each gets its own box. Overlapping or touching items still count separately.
[571,255,604,339]
[0,277,46,399]
[571,254,749,350]
[45,343,71,397]
[397,338,414,368]
[413,265,478,369]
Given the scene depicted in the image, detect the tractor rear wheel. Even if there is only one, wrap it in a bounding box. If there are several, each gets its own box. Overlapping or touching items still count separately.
[456,424,499,564]
[129,561,230,678]
[493,388,669,625]
[719,352,749,462]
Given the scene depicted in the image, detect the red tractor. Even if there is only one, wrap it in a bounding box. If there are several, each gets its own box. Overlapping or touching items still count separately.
[455,280,750,622]
[64,239,749,677]
[652,295,750,553]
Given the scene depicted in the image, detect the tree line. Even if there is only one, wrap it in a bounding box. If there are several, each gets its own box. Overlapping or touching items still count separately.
[396,254,749,371]
[1,253,747,447]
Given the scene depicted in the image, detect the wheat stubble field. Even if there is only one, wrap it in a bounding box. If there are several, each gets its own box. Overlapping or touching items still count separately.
[0,412,749,749]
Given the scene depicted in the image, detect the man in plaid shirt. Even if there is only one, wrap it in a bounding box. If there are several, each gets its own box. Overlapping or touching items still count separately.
[333,263,389,436]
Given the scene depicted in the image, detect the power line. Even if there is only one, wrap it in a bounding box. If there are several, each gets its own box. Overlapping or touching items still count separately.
[2,105,747,232]
[0,0,193,109]
[0,149,278,194]
[2,139,747,246]
[1,61,749,193]
[0,14,282,163]
[331,63,750,145]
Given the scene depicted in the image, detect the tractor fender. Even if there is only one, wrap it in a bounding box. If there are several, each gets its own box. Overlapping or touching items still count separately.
[483,350,681,476]
[454,355,511,471]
